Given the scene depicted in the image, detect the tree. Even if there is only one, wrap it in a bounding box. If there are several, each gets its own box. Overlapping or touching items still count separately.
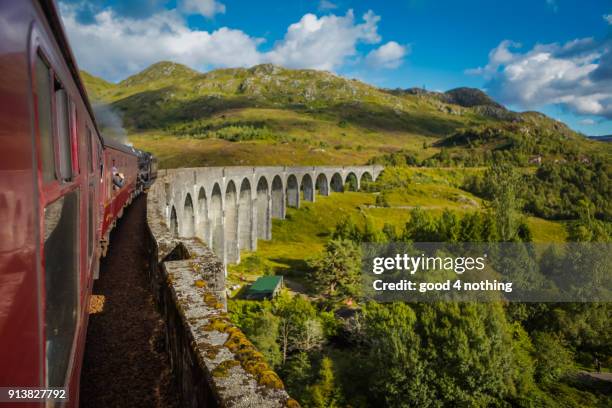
[281,352,313,402]
[361,302,427,407]
[382,222,397,241]
[567,200,611,242]
[459,212,483,242]
[274,293,324,364]
[361,302,522,407]
[403,207,438,241]
[532,332,574,385]
[485,164,522,241]
[228,300,282,367]
[332,216,361,242]
[375,190,390,207]
[248,310,282,367]
[362,216,385,243]
[308,239,362,300]
[305,357,342,408]
[295,319,325,353]
[438,209,460,242]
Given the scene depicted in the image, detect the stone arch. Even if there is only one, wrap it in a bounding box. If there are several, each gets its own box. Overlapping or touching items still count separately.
[301,174,314,202]
[360,172,373,191]
[169,205,178,237]
[256,176,271,240]
[196,187,208,243]
[286,174,299,208]
[225,181,239,263]
[345,172,358,191]
[238,178,253,251]
[331,172,344,192]
[271,175,284,219]
[182,193,195,237]
[316,173,329,196]
[210,183,223,258]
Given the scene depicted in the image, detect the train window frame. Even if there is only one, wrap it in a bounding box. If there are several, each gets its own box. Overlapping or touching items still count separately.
[54,82,73,182]
[34,51,57,182]
[69,99,80,176]
[86,127,94,175]
[43,189,81,388]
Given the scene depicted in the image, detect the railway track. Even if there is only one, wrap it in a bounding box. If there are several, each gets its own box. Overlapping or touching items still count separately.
[79,196,179,408]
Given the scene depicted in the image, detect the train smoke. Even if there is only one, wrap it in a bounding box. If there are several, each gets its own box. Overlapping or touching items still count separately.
[93,103,129,145]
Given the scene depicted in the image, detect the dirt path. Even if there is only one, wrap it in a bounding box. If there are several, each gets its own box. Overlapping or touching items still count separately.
[79,195,180,408]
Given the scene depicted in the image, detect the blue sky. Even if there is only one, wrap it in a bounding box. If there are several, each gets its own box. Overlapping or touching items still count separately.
[59,0,612,135]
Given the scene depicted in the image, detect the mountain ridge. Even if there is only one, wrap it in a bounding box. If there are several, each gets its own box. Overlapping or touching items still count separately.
[80,61,608,167]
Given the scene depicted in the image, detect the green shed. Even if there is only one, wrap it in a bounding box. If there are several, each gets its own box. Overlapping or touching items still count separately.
[245,276,283,300]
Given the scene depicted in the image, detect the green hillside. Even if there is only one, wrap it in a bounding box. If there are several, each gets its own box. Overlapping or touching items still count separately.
[81,61,609,168]
[81,70,116,102]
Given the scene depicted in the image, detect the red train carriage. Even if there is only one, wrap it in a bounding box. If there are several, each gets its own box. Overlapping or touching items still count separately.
[99,137,140,257]
[0,1,153,406]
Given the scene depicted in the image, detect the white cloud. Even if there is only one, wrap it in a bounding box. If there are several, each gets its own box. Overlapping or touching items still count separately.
[180,0,226,18]
[318,0,338,11]
[60,4,396,81]
[468,38,612,119]
[60,6,262,81]
[604,14,612,25]
[579,118,596,125]
[366,41,408,69]
[265,10,381,71]
[465,40,521,75]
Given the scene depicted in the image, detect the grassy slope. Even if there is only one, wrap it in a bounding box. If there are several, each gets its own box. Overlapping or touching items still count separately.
[82,62,493,166]
[81,71,116,102]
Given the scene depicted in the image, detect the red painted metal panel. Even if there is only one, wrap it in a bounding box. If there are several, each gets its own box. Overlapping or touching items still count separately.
[0,1,45,400]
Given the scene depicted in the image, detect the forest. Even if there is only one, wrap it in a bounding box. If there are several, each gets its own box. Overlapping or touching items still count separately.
[229,163,611,408]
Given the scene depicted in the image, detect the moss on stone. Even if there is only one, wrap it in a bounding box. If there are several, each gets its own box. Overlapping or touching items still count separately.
[203,292,224,310]
[194,279,207,288]
[195,301,287,390]
[201,317,232,333]
[211,359,240,378]
[286,398,301,408]
[198,342,222,360]
[258,370,284,390]
[223,326,285,390]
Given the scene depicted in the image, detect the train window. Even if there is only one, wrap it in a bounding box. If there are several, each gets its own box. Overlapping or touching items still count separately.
[86,127,94,174]
[35,54,56,182]
[54,87,73,181]
[97,140,103,178]
[44,190,79,387]
[70,101,80,175]
[88,188,94,263]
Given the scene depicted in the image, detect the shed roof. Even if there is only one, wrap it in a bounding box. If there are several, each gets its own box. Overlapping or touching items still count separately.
[246,276,283,296]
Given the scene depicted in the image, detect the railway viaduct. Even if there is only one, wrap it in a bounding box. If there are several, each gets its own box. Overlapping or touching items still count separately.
[149,165,384,266]
[142,165,382,406]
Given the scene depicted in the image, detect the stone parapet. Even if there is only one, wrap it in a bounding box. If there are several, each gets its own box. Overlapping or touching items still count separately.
[145,191,298,408]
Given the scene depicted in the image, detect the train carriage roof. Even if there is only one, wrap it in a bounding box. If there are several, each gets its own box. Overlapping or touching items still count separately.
[38,0,103,143]
[101,135,140,157]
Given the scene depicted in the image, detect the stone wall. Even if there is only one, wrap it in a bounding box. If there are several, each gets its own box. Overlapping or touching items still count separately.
[145,188,298,407]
